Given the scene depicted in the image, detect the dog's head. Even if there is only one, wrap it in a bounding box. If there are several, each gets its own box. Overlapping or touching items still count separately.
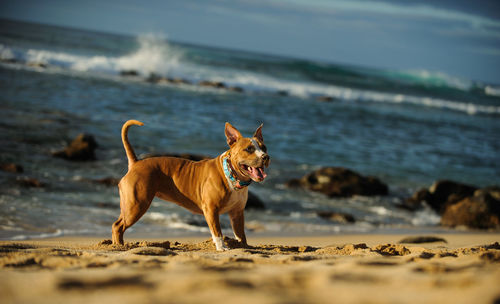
[224,122,270,182]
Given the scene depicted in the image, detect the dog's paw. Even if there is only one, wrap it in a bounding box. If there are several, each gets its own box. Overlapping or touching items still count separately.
[216,245,230,252]
[213,236,229,251]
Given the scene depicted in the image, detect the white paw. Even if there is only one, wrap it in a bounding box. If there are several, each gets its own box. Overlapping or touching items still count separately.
[216,244,230,251]
[213,236,229,251]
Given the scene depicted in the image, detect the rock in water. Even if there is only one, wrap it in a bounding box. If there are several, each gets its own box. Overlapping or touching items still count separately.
[287,167,388,197]
[53,133,98,161]
[317,211,355,223]
[246,191,266,210]
[198,80,226,89]
[441,187,500,229]
[405,180,477,213]
[0,163,23,173]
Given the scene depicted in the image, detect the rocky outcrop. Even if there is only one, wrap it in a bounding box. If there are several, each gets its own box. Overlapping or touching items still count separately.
[199,80,226,89]
[406,181,500,230]
[0,163,23,173]
[16,177,45,188]
[146,74,191,85]
[405,180,478,213]
[246,192,266,210]
[120,70,139,77]
[316,96,337,102]
[440,187,500,229]
[228,86,244,93]
[27,62,48,69]
[287,167,388,197]
[53,133,98,161]
[317,211,355,223]
[145,74,242,92]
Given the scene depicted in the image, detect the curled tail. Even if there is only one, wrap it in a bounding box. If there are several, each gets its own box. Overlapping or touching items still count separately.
[121,120,144,170]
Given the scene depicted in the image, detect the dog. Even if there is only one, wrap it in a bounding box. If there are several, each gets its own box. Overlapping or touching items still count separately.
[112,120,270,251]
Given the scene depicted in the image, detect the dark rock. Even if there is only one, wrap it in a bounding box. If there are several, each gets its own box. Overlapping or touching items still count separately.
[170,77,191,85]
[146,74,191,85]
[399,236,447,244]
[474,186,500,201]
[287,167,388,197]
[228,86,244,93]
[428,180,477,213]
[285,178,302,188]
[403,188,432,210]
[93,177,120,186]
[16,177,45,188]
[120,70,139,77]
[199,80,226,89]
[276,90,288,96]
[246,191,266,210]
[53,133,98,161]
[316,96,336,102]
[407,180,478,214]
[441,187,500,229]
[0,163,23,173]
[317,211,355,223]
[146,73,161,82]
[27,62,47,68]
[1,58,21,64]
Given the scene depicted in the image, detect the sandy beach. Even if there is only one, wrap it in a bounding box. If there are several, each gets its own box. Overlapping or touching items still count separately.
[1,233,499,304]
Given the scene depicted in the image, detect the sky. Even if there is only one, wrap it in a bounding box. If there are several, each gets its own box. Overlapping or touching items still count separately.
[1,0,500,83]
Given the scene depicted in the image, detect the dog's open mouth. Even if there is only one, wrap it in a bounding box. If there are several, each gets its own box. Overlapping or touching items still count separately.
[241,164,267,182]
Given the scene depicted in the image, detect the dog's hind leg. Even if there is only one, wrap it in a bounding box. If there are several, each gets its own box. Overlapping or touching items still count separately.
[112,215,125,245]
[112,182,154,245]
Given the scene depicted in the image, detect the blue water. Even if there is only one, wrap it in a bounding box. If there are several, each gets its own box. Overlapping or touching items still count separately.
[1,19,499,240]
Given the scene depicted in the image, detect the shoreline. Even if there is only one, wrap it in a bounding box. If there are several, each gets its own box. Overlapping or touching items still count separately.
[1,233,499,304]
[3,232,500,248]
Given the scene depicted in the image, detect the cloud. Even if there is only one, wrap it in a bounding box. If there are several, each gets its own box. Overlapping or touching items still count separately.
[283,0,500,29]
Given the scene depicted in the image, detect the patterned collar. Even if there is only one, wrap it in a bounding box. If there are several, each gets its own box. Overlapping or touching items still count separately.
[222,155,252,190]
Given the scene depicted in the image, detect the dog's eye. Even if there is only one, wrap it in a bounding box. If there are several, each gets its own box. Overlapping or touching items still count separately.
[245,146,255,153]
[261,145,267,153]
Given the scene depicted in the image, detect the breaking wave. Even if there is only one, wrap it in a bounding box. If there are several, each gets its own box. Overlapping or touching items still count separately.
[1,34,499,116]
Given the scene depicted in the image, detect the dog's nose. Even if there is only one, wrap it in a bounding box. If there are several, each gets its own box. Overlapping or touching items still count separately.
[262,154,270,162]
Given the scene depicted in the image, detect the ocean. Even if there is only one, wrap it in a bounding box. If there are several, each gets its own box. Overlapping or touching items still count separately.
[1,19,499,240]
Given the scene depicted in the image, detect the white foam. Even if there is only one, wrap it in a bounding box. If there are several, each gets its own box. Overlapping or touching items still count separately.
[411,208,441,226]
[0,44,15,60]
[144,212,209,232]
[485,85,500,97]
[7,228,94,240]
[3,35,499,116]
[13,34,182,76]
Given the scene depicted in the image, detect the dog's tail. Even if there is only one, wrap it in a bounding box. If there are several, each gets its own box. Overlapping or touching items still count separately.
[121,120,144,170]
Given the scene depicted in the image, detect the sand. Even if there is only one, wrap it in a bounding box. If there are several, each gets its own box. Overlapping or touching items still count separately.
[1,233,499,304]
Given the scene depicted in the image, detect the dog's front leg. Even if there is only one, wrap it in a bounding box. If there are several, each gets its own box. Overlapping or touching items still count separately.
[229,208,247,247]
[203,207,229,251]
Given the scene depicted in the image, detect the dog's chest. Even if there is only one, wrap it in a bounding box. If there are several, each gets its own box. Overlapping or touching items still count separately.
[220,189,247,213]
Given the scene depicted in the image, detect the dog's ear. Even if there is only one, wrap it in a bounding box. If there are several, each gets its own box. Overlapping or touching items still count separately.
[253,123,264,142]
[225,122,242,146]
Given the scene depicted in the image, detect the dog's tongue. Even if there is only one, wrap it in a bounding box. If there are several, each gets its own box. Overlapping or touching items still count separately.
[248,166,267,181]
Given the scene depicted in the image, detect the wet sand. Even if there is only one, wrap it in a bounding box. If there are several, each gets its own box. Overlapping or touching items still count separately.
[1,233,499,304]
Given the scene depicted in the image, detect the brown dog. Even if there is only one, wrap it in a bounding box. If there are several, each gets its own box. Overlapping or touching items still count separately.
[112,120,270,250]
